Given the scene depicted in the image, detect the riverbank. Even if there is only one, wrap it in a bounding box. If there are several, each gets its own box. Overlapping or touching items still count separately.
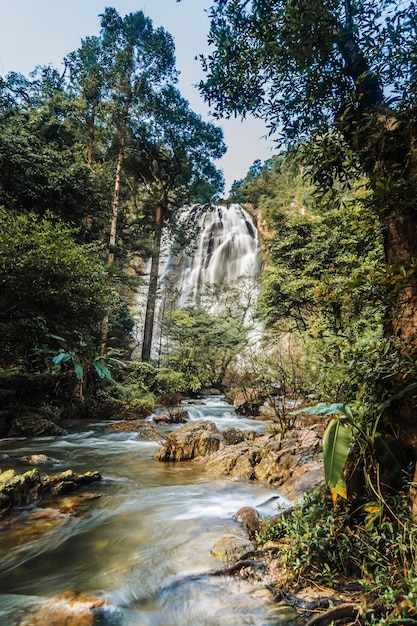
[2,395,402,626]
[0,396,306,625]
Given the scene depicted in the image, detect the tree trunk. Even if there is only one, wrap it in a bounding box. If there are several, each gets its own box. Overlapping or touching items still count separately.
[81,109,95,239]
[100,81,132,355]
[141,205,164,362]
[87,109,95,168]
[336,25,417,511]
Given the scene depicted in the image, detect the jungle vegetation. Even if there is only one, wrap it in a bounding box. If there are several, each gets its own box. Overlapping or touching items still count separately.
[2,2,417,619]
[197,1,417,621]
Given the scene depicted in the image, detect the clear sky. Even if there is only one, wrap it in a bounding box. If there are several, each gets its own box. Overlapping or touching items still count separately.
[0,0,276,194]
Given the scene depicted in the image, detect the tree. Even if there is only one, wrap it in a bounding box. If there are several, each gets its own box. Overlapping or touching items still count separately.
[125,85,226,361]
[0,70,95,224]
[0,208,115,369]
[198,0,417,492]
[93,9,178,352]
[162,306,248,390]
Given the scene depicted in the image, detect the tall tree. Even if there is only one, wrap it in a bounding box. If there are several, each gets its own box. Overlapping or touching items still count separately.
[66,36,105,169]
[0,69,94,223]
[198,0,417,481]
[96,8,177,351]
[125,85,226,361]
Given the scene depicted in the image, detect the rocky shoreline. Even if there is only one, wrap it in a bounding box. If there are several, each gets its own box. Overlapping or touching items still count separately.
[0,401,339,625]
[154,418,324,500]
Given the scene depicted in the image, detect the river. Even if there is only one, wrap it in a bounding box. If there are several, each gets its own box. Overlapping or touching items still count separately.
[0,396,298,625]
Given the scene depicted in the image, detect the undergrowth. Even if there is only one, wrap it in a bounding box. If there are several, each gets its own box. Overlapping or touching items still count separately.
[256,488,417,624]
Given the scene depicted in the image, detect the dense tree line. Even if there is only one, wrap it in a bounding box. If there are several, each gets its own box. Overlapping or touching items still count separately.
[0,8,227,408]
[199,0,417,507]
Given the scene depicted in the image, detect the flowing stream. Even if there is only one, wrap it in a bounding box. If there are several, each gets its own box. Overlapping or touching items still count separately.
[0,397,298,625]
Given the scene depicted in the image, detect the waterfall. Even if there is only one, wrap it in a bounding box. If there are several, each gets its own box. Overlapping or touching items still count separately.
[133,203,261,359]
[162,203,261,311]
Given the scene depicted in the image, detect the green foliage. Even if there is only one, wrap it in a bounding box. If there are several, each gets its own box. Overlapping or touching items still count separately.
[161,305,248,391]
[106,360,191,409]
[293,394,414,502]
[233,153,385,406]
[0,208,115,367]
[226,330,313,431]
[257,489,417,624]
[0,9,226,374]
[200,1,417,138]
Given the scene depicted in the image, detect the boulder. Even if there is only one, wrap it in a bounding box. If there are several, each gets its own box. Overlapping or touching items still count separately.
[8,409,66,437]
[204,438,270,480]
[222,427,251,445]
[0,468,102,518]
[45,470,102,495]
[205,428,324,500]
[20,454,55,466]
[155,420,224,461]
[20,591,120,626]
[233,506,261,534]
[154,417,324,502]
[0,468,42,511]
[210,535,254,561]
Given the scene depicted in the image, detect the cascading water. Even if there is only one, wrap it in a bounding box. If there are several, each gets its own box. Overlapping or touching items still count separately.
[162,203,261,312]
[134,203,262,359]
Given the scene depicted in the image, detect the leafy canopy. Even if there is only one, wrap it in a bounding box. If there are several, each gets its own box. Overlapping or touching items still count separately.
[199,1,417,138]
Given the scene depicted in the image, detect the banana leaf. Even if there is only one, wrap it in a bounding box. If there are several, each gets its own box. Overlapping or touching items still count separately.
[323,418,352,488]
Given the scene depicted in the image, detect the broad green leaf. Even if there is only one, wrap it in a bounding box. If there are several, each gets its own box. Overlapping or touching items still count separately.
[290,402,353,421]
[94,362,112,380]
[52,352,73,365]
[73,361,84,380]
[322,418,352,488]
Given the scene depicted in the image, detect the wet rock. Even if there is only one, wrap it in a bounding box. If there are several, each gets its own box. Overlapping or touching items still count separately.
[0,468,102,518]
[8,411,66,437]
[0,468,42,509]
[210,535,254,562]
[154,417,324,501]
[277,460,324,500]
[107,419,144,431]
[20,591,121,626]
[46,470,102,495]
[222,427,248,445]
[233,506,261,534]
[153,408,188,424]
[204,439,268,480]
[204,428,324,500]
[155,420,224,461]
[20,453,55,466]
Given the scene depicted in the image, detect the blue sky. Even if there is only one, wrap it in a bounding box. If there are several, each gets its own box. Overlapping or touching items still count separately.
[0,0,276,193]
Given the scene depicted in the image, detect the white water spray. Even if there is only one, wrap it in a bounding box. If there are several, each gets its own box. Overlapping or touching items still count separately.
[162,203,260,310]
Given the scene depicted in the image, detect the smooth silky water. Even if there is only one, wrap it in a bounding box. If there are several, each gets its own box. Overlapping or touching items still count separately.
[0,397,297,625]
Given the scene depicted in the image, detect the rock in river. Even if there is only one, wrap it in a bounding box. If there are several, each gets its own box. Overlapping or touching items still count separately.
[154,420,225,461]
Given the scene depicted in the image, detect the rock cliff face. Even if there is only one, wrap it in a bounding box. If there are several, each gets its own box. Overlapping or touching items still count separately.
[155,419,324,501]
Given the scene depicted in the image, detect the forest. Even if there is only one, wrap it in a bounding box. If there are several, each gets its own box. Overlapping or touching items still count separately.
[1,2,417,624]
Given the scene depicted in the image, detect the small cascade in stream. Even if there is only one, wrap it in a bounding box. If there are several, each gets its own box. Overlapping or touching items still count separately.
[161,203,261,313]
